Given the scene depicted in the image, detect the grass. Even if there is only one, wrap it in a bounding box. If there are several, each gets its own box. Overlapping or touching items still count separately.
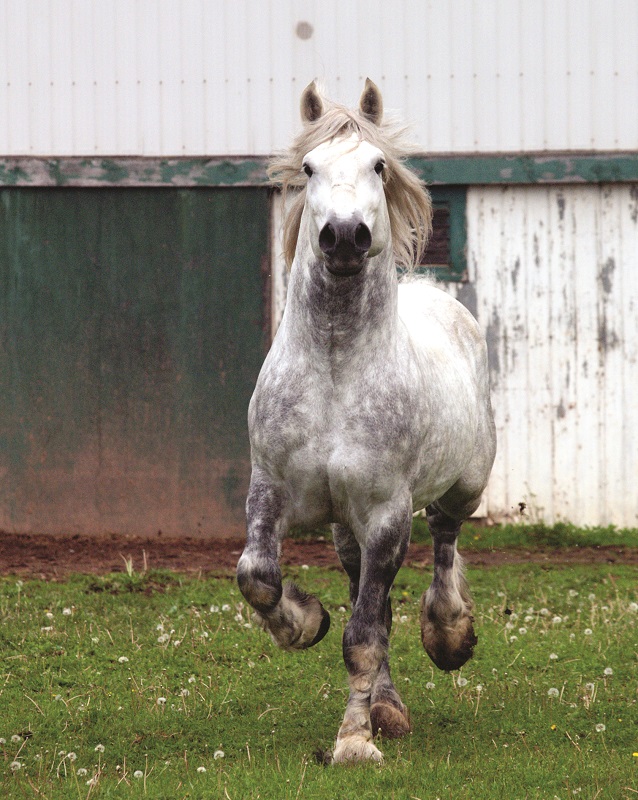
[0,563,637,799]
[293,520,638,550]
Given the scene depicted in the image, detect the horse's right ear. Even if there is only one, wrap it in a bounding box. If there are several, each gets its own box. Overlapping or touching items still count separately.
[300,81,324,123]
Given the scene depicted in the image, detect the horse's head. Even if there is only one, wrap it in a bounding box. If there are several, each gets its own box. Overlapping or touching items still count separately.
[269,80,432,276]
[299,80,390,277]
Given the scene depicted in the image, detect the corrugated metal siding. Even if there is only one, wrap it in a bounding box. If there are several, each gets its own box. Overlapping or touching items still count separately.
[1,0,637,156]
[464,184,638,527]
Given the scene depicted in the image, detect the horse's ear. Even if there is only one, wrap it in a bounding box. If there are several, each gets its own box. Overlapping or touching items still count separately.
[300,81,324,123]
[359,78,383,125]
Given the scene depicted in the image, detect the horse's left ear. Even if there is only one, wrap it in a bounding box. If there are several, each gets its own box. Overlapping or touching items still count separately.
[359,78,383,125]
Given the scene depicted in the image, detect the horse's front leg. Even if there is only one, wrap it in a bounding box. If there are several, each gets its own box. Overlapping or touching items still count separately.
[332,501,411,764]
[333,523,411,741]
[236,469,330,650]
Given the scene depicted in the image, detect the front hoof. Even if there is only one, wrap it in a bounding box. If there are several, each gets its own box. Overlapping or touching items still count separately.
[421,614,477,671]
[332,735,384,764]
[370,701,411,739]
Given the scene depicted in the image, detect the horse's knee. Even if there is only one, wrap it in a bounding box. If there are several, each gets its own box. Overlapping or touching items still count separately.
[236,552,282,614]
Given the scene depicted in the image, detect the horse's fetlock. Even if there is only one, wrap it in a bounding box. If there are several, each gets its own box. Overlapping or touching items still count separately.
[236,555,282,613]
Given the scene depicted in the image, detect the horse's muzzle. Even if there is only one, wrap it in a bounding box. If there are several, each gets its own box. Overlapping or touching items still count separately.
[319,215,372,276]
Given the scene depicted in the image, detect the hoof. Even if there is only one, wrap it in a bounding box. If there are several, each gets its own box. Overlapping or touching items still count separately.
[421,614,478,671]
[370,701,411,739]
[332,735,383,764]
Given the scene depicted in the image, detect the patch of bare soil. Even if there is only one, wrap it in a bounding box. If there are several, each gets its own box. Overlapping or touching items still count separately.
[1,532,637,580]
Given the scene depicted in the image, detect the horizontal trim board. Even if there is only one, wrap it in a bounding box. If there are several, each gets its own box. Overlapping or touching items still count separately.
[1,154,637,187]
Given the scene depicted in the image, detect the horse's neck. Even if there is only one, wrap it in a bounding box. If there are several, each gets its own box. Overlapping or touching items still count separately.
[283,241,399,359]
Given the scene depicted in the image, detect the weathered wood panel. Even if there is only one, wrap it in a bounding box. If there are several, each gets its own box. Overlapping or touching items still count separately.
[0,187,270,536]
[464,185,638,527]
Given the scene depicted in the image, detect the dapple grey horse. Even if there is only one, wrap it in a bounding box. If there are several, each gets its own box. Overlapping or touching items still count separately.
[237,80,496,763]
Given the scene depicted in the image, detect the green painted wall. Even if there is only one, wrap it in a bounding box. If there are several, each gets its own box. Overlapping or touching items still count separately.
[0,187,270,537]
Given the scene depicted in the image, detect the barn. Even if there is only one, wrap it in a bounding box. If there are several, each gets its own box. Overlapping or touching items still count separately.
[1,0,636,535]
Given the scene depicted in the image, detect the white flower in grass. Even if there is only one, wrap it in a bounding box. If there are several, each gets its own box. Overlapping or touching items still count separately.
[157,697,167,706]
[173,640,181,647]
[67,752,77,762]
[0,738,6,745]
[584,628,593,636]
[188,675,196,684]
[221,604,231,612]
[179,689,190,697]
[628,601,638,612]
[476,684,484,693]
[45,611,54,620]
[588,593,596,601]
[603,667,613,676]
[213,750,225,760]
[117,656,129,663]
[11,735,21,743]
[338,606,347,613]
[425,682,436,690]
[509,635,518,642]
[197,766,206,773]
[10,761,21,771]
[77,768,88,777]
[210,605,220,613]
[62,607,72,616]
[457,677,468,687]
[133,770,144,779]
[91,636,99,644]
[301,564,309,570]
[549,653,559,661]
[568,590,579,598]
[41,626,53,632]
[399,615,408,623]
[539,608,550,617]
[518,627,528,635]
[595,723,606,732]
[157,633,169,644]
[585,682,595,693]
[552,616,562,625]
[86,776,98,787]
[548,687,560,698]
[94,744,105,753]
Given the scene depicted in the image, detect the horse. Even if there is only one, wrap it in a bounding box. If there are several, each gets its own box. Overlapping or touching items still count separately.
[237,79,496,764]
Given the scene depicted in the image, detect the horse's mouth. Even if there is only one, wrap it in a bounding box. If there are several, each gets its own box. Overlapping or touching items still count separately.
[324,255,366,277]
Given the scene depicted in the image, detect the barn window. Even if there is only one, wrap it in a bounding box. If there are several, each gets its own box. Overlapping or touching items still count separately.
[416,186,467,281]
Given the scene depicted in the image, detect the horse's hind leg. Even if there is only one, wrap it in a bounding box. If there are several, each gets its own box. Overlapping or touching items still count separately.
[237,470,330,650]
[420,503,477,671]
[333,524,410,739]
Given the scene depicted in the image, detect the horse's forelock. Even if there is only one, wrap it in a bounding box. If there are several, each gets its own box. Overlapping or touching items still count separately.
[270,102,432,270]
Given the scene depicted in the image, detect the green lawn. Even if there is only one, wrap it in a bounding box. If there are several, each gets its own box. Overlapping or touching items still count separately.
[1,561,637,799]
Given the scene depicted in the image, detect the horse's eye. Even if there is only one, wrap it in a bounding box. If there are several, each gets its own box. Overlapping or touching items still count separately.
[374,160,385,175]
[303,163,313,178]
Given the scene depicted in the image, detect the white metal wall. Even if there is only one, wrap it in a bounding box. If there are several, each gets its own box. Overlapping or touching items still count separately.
[1,0,637,156]
[464,184,638,528]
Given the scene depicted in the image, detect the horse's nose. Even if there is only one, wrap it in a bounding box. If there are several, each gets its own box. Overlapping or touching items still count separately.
[319,215,372,268]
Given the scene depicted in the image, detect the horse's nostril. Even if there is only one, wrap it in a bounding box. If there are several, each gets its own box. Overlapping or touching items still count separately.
[319,223,337,254]
[354,222,372,253]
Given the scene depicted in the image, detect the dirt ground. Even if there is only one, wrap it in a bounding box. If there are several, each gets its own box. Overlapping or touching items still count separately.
[1,531,637,580]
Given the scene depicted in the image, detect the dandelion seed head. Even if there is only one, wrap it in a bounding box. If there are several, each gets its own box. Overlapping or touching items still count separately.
[133,770,144,779]
[509,635,518,642]
[548,687,560,698]
[549,653,558,660]
[157,697,167,705]
[157,634,169,643]
[117,656,129,663]
[603,667,613,676]
[77,768,88,776]
[94,744,105,753]
[11,735,21,743]
[221,604,231,612]
[457,677,468,687]
[552,616,562,624]
[595,723,606,732]
[62,607,72,616]
[540,608,550,617]
[188,675,196,684]
[626,601,637,612]
[0,738,5,745]
[426,682,435,690]
[213,750,225,760]
[518,627,528,635]
[67,752,77,761]
[10,761,21,771]
[197,766,206,773]
[210,605,220,613]
[179,689,190,697]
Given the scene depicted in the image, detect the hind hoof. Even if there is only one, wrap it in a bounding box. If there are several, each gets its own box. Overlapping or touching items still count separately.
[421,615,477,671]
[370,701,411,739]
